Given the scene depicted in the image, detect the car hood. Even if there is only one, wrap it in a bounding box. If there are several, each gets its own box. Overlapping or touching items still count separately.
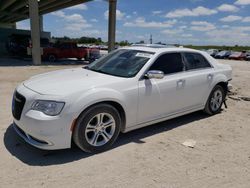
[23,68,125,95]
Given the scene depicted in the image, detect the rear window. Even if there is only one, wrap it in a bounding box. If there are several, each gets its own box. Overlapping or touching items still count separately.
[183,53,211,70]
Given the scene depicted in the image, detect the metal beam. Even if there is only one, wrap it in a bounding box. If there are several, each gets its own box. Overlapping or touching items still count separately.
[0,0,93,23]
[39,0,58,7]
[1,14,28,23]
[39,0,74,12]
[0,0,16,10]
[0,10,27,17]
[40,0,92,15]
[108,0,117,52]
[29,0,41,65]
[0,14,6,19]
[9,1,27,12]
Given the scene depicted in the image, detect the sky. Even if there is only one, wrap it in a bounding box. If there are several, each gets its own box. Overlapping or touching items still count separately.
[17,0,250,46]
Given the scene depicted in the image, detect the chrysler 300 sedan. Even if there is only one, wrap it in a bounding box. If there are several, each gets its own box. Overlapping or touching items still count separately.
[12,46,232,153]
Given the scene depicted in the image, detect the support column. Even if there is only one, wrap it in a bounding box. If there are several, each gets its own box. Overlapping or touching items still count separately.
[108,0,117,52]
[39,15,43,32]
[29,0,41,65]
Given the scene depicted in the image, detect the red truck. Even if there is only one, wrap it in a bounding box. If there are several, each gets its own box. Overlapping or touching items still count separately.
[43,42,100,62]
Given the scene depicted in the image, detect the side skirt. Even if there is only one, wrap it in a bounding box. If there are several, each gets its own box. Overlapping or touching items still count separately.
[123,105,204,133]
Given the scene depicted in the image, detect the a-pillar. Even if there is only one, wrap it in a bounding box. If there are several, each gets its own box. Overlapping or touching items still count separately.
[29,0,41,65]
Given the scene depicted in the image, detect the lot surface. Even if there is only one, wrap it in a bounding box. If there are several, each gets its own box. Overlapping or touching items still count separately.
[0,59,250,188]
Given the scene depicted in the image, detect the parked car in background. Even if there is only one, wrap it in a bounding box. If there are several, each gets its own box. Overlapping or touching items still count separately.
[12,46,232,153]
[245,53,250,61]
[228,51,246,60]
[215,51,232,59]
[6,34,49,57]
[43,42,100,62]
[206,49,219,57]
[100,45,108,50]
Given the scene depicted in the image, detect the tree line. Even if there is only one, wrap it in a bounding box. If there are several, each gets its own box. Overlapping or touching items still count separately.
[51,36,131,46]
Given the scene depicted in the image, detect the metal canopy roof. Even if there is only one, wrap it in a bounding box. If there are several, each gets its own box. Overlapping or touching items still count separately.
[0,0,93,23]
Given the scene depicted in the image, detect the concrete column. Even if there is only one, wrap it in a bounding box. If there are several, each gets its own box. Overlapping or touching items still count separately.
[39,15,43,32]
[29,0,41,65]
[108,0,117,52]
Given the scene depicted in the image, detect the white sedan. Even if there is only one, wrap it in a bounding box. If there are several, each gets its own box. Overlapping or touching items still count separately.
[12,46,232,153]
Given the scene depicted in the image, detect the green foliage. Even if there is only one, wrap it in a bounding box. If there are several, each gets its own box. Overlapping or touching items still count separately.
[51,36,133,47]
[51,36,103,44]
[119,40,130,46]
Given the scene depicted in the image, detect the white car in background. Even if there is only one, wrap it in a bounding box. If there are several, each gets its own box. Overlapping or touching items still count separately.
[12,46,232,153]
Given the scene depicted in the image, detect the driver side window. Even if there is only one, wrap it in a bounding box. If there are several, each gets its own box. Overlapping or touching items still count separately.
[149,53,184,75]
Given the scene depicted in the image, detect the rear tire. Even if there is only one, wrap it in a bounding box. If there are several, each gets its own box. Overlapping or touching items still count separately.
[48,54,56,62]
[73,104,121,153]
[84,55,89,61]
[204,85,225,115]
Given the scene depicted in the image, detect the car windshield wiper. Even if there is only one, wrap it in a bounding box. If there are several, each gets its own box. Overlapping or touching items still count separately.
[84,66,108,74]
[83,66,127,77]
[83,66,90,70]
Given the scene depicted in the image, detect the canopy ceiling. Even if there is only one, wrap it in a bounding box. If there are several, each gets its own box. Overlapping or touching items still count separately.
[0,0,92,23]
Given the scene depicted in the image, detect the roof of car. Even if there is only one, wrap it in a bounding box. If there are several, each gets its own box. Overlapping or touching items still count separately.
[122,46,202,54]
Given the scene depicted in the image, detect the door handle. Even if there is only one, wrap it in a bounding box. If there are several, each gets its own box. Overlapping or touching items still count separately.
[177,79,185,87]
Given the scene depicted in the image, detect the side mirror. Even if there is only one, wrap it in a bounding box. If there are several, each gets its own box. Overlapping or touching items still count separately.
[145,70,164,79]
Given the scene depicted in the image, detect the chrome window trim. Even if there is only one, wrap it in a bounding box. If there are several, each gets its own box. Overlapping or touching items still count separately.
[139,51,214,81]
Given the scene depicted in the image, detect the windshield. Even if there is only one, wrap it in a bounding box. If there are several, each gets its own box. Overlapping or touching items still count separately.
[86,49,154,78]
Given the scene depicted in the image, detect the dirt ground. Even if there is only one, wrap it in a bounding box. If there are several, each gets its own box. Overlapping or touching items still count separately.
[0,59,250,188]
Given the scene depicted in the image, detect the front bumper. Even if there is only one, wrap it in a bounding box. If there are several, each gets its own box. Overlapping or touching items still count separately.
[12,84,73,150]
[13,122,53,148]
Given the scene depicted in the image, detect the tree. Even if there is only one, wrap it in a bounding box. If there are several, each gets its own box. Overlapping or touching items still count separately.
[119,40,129,46]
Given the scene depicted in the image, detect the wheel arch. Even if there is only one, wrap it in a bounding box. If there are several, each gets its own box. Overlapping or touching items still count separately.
[72,100,127,134]
[216,81,228,94]
[211,72,230,93]
[203,73,229,107]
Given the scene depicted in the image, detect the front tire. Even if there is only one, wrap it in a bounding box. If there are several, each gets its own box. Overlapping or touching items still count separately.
[73,104,121,153]
[204,85,225,115]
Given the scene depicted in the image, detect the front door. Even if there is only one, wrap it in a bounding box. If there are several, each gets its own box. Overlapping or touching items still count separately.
[137,52,186,124]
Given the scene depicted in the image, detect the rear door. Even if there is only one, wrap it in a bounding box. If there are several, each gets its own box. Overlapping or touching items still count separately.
[181,52,214,108]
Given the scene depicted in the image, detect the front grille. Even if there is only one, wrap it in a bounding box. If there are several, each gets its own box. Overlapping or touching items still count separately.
[12,91,26,120]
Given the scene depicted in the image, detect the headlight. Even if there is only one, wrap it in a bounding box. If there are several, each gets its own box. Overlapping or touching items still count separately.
[31,100,65,116]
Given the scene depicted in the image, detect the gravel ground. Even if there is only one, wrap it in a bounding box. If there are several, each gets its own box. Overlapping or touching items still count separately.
[0,59,250,188]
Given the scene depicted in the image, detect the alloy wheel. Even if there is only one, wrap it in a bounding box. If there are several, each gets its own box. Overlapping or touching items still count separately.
[210,89,223,112]
[85,113,116,147]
